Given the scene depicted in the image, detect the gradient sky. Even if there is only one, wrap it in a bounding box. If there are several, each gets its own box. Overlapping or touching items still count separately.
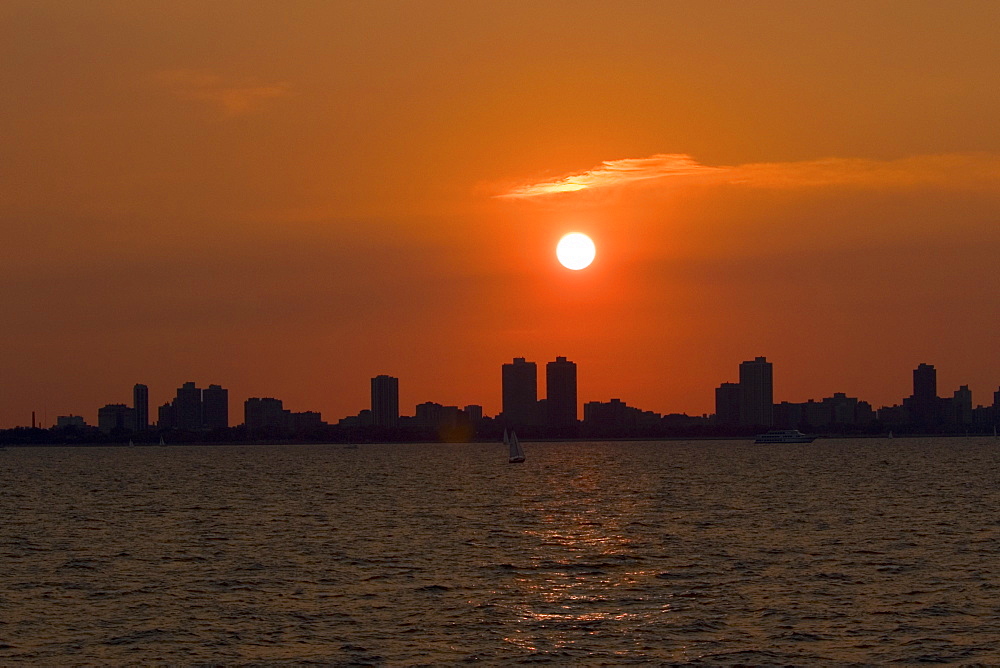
[2,1,999,427]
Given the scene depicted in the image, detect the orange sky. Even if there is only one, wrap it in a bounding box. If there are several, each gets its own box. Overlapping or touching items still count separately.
[2,1,999,427]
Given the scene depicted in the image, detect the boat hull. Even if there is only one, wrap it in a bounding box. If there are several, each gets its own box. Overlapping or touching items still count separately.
[754,430,816,444]
[754,436,816,443]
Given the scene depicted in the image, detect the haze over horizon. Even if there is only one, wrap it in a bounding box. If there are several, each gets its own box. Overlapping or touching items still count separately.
[3,1,999,428]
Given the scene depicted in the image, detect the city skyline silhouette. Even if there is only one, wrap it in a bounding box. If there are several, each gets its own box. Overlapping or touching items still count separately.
[5,355,997,444]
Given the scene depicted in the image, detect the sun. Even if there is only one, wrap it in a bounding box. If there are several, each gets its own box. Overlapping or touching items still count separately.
[556,232,596,270]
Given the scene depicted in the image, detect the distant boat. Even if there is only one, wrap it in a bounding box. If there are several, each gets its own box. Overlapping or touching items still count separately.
[888,430,894,439]
[128,439,135,447]
[505,429,526,463]
[159,435,166,446]
[754,429,816,444]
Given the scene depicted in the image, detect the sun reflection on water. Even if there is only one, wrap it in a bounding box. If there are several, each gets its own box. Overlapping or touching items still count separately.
[497,457,672,651]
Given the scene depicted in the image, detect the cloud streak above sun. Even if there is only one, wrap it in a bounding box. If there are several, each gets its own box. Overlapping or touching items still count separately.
[501,154,727,197]
[500,152,1000,198]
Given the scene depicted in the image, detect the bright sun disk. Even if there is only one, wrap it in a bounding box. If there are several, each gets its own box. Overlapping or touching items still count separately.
[556,232,596,270]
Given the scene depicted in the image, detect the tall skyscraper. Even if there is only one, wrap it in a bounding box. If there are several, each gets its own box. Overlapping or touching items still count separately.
[202,384,229,429]
[173,382,203,430]
[739,356,773,427]
[133,383,149,430]
[546,356,578,427]
[371,375,399,428]
[502,357,537,428]
[913,363,937,402]
[908,363,939,426]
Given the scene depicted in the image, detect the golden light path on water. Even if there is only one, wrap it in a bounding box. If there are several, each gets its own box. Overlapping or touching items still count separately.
[500,455,673,652]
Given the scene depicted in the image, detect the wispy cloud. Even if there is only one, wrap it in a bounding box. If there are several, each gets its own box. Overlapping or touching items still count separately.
[500,154,727,198]
[500,152,1000,198]
[156,69,292,115]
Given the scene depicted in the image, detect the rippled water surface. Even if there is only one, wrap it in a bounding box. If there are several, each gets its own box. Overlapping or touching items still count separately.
[2,438,1000,665]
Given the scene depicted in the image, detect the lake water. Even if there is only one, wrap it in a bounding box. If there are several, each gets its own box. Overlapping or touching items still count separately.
[2,438,1000,665]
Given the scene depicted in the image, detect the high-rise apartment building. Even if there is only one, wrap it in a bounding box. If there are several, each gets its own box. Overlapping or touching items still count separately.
[173,382,203,430]
[502,357,537,428]
[739,356,773,427]
[951,385,973,426]
[715,382,741,425]
[157,402,174,429]
[371,375,399,428]
[202,384,229,429]
[546,356,578,427]
[133,383,149,430]
[907,363,939,426]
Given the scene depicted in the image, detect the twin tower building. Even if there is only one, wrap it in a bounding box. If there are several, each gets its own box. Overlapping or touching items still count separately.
[502,356,577,429]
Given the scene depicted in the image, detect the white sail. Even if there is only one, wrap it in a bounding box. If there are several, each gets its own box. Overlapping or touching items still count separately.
[508,430,525,463]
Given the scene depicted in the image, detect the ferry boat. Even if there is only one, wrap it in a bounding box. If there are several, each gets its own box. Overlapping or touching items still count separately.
[754,429,816,444]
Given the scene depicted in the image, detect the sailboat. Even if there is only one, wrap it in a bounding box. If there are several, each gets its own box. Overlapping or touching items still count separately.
[159,435,166,446]
[505,429,525,464]
[128,439,135,447]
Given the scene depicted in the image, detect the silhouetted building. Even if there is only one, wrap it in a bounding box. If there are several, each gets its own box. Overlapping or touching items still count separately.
[371,375,399,428]
[202,384,229,429]
[414,402,463,431]
[914,363,937,402]
[133,383,148,430]
[775,393,875,429]
[157,402,174,429]
[877,404,909,426]
[463,405,483,422]
[339,409,374,428]
[905,363,940,427]
[98,404,136,434]
[824,393,875,426]
[546,356,578,427]
[583,398,661,434]
[502,357,537,428]
[949,385,973,427]
[56,415,87,428]
[245,397,287,431]
[173,382,203,430]
[244,397,324,435]
[715,382,741,425]
[739,356,773,427]
[288,411,324,432]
